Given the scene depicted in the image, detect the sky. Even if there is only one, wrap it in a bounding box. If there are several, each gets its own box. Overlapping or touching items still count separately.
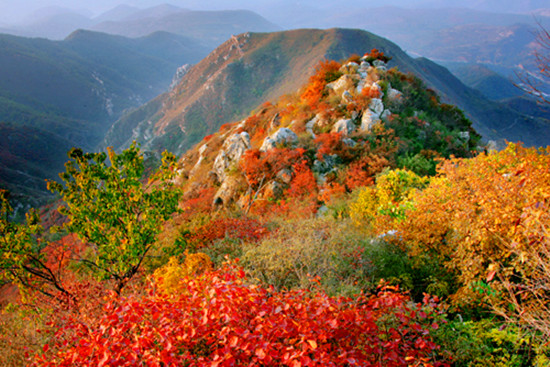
[1,0,548,25]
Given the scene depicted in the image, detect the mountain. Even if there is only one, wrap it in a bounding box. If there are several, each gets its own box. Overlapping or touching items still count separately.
[0,30,209,203]
[272,6,549,98]
[2,7,94,40]
[446,64,524,101]
[92,5,141,23]
[171,48,480,212]
[89,9,280,48]
[103,28,550,157]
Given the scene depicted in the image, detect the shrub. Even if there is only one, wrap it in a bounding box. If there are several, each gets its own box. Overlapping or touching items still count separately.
[349,168,429,230]
[153,252,213,295]
[35,261,449,366]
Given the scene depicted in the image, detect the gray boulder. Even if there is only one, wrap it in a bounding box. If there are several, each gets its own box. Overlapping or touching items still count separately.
[260,127,298,152]
[213,132,251,182]
[332,118,356,136]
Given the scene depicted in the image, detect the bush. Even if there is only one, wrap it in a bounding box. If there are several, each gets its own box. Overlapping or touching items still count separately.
[35,262,449,366]
[349,168,429,230]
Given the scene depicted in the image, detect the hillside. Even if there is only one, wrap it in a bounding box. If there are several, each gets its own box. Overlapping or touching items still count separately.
[0,30,209,203]
[3,49,549,366]
[104,28,550,157]
[172,49,479,212]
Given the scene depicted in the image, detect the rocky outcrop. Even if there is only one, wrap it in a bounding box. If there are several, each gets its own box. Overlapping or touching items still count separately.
[213,175,243,207]
[190,143,209,177]
[213,131,251,182]
[260,128,298,152]
[331,118,356,136]
[170,64,191,90]
[361,109,381,132]
[327,74,357,95]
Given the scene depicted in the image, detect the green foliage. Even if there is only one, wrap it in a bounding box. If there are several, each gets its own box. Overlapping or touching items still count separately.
[47,142,182,294]
[0,190,69,299]
[397,152,438,176]
[434,319,548,366]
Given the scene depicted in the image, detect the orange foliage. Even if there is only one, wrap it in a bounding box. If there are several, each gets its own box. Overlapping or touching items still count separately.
[301,59,342,110]
[396,143,550,308]
[318,182,347,205]
[314,132,358,162]
[363,48,392,63]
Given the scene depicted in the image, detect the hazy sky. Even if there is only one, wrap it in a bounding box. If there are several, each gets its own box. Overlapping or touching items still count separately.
[2,0,548,24]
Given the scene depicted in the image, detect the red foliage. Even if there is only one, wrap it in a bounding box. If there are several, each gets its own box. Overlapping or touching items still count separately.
[180,187,217,217]
[314,133,358,163]
[344,155,389,191]
[42,234,84,274]
[318,182,347,205]
[187,218,270,249]
[34,262,449,367]
[287,160,317,199]
[240,148,306,188]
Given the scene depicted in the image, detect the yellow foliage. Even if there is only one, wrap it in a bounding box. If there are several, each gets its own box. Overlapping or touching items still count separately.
[154,251,213,294]
[396,143,550,312]
[349,169,429,230]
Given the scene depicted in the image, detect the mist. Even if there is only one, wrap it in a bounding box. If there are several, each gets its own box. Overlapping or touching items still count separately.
[1,0,547,26]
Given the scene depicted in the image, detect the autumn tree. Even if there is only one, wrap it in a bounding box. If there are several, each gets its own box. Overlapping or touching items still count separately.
[0,190,70,300]
[518,22,550,104]
[395,143,550,321]
[47,142,181,295]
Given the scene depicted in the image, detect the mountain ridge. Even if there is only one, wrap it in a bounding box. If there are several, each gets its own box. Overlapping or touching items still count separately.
[103,28,550,157]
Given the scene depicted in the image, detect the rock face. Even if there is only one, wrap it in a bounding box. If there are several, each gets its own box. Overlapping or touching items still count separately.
[361,109,381,132]
[332,118,356,136]
[327,74,357,95]
[213,175,242,207]
[170,64,191,90]
[260,128,298,152]
[190,143,209,176]
[369,98,384,115]
[213,131,251,182]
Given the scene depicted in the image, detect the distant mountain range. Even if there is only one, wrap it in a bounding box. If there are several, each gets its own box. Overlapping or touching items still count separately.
[103,28,550,158]
[0,30,209,204]
[2,4,280,48]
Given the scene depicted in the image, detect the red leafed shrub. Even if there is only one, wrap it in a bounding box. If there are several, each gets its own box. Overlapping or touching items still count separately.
[34,262,449,367]
[187,218,270,249]
[240,148,306,189]
[180,187,216,217]
[344,154,390,191]
[301,60,342,110]
[287,160,317,199]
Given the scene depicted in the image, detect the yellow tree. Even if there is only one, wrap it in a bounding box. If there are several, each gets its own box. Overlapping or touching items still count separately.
[396,143,550,336]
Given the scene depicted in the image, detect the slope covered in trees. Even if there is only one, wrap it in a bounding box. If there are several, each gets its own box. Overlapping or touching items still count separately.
[1,51,549,366]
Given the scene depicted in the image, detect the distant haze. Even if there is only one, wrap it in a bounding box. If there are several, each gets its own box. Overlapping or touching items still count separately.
[1,0,548,25]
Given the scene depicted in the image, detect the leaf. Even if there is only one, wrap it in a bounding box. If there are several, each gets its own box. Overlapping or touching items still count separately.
[255,348,266,359]
[307,340,318,350]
